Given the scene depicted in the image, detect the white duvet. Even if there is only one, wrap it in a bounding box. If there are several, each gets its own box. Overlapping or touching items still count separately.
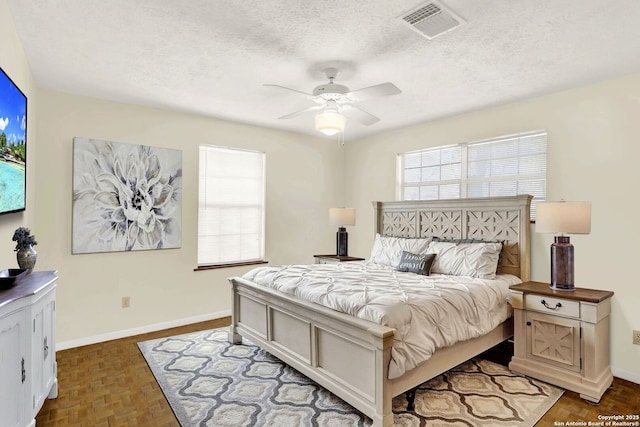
[242,261,521,379]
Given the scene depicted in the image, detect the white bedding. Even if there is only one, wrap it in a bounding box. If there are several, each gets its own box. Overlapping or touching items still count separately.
[242,261,521,379]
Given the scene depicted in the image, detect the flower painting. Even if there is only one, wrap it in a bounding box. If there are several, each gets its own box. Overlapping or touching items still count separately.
[72,137,182,254]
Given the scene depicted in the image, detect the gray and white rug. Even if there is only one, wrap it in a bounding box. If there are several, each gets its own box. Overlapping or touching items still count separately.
[138,328,563,426]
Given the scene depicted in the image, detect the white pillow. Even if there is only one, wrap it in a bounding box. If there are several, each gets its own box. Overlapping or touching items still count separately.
[428,241,502,279]
[368,234,432,268]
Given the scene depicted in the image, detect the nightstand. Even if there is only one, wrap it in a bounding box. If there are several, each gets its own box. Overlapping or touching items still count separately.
[313,254,365,264]
[509,281,614,403]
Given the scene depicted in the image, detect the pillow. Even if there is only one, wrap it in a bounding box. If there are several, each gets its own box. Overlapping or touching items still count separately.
[368,234,432,268]
[432,237,475,243]
[432,237,505,272]
[427,241,502,279]
[432,237,504,245]
[397,251,436,276]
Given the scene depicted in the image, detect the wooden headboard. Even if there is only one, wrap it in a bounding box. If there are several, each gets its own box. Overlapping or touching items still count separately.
[372,195,532,281]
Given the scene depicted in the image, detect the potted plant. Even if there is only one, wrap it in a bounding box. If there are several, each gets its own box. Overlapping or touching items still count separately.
[12,227,38,270]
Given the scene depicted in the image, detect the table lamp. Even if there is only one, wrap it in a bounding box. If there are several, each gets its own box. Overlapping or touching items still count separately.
[329,207,355,257]
[535,201,591,290]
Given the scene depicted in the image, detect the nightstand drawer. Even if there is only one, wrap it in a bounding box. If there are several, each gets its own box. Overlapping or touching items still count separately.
[525,294,579,318]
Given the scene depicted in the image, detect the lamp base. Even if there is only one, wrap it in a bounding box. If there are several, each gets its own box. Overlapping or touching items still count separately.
[550,235,575,290]
[336,227,348,257]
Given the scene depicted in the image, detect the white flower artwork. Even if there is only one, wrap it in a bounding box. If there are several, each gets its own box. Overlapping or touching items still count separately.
[72,137,182,254]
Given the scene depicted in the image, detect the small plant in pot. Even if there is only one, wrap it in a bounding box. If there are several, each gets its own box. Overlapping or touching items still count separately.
[12,227,38,271]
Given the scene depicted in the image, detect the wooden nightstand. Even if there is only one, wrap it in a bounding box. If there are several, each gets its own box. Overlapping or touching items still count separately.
[313,254,365,264]
[509,281,614,403]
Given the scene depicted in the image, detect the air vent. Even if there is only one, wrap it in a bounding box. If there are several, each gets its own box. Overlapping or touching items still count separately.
[399,1,465,40]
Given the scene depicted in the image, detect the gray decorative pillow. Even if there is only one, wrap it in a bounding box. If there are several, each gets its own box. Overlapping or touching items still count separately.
[397,251,436,276]
[432,237,475,243]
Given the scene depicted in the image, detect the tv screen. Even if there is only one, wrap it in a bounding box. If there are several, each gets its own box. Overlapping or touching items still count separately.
[0,66,27,215]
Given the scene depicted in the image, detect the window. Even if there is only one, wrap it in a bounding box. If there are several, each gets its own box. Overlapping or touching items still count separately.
[398,131,546,218]
[198,145,265,266]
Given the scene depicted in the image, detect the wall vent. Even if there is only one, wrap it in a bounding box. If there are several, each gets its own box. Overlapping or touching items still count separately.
[399,1,465,40]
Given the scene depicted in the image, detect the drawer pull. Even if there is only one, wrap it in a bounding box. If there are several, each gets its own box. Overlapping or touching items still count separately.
[540,299,562,310]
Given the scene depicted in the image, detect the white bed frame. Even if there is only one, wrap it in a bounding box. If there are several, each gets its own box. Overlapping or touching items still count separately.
[228,195,532,426]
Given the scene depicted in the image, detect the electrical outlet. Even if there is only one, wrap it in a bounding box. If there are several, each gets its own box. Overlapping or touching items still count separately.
[634,330,640,345]
[122,296,130,308]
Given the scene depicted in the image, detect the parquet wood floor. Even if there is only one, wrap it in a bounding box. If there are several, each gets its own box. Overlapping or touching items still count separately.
[36,318,229,427]
[36,317,640,426]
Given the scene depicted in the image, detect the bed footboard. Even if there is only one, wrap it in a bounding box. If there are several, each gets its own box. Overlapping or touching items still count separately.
[229,276,396,427]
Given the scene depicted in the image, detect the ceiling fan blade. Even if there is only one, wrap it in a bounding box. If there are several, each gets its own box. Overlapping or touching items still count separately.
[263,84,313,97]
[342,105,380,126]
[347,82,401,102]
[277,105,322,120]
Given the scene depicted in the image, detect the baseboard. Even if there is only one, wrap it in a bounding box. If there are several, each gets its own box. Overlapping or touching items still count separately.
[55,310,231,351]
[612,366,640,385]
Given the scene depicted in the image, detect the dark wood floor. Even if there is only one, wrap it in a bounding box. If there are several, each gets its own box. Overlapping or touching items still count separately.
[37,318,640,426]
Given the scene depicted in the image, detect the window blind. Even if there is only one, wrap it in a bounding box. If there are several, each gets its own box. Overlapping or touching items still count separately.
[399,131,546,219]
[401,144,462,200]
[198,145,265,265]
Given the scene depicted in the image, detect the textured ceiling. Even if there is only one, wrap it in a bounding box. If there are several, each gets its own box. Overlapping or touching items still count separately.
[7,0,640,141]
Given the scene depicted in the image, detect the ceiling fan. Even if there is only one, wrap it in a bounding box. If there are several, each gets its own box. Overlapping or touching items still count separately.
[264,68,402,135]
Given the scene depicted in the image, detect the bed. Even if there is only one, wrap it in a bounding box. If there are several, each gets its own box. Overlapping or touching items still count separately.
[228,195,532,427]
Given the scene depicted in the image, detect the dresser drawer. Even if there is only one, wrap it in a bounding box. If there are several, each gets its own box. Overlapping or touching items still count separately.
[525,294,579,318]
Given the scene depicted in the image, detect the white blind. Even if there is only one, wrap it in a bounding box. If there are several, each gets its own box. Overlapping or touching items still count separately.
[401,145,462,200]
[399,131,546,219]
[198,145,265,265]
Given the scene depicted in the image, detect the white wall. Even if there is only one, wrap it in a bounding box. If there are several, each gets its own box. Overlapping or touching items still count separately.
[0,0,38,265]
[35,89,345,346]
[344,73,640,383]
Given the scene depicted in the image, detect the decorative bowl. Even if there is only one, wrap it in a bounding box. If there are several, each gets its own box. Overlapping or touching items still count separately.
[0,268,28,289]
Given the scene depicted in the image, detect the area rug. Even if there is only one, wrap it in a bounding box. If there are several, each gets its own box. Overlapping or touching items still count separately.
[138,328,563,427]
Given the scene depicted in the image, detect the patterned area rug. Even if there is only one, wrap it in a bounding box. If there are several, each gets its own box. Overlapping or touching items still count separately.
[138,329,563,427]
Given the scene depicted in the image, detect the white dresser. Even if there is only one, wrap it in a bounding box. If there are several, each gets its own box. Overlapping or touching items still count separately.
[0,271,58,427]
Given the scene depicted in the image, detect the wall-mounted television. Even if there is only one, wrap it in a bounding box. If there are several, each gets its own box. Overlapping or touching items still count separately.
[0,66,27,215]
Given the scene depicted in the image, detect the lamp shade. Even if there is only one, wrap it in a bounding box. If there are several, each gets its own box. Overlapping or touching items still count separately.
[315,111,346,136]
[536,201,591,234]
[329,207,355,226]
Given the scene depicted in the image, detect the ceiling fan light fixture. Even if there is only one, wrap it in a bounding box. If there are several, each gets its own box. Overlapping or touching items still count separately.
[315,110,346,136]
[266,67,400,135]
